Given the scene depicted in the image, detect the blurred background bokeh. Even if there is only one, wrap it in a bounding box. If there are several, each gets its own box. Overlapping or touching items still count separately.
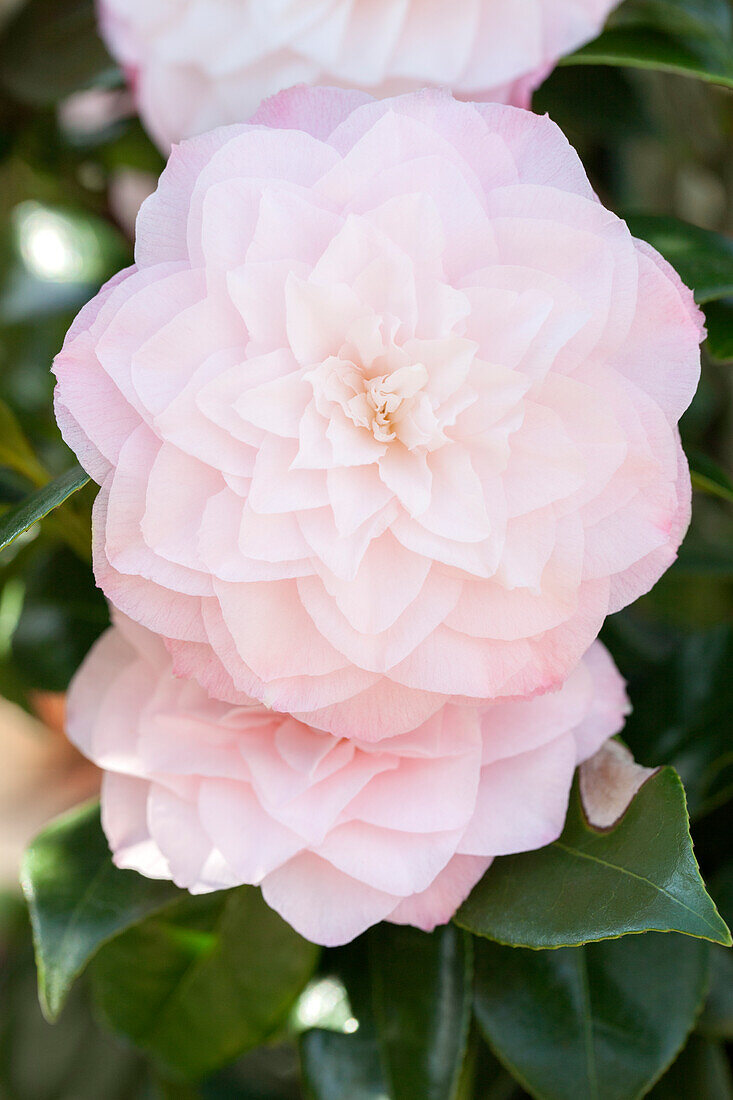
[0,1,731,1097]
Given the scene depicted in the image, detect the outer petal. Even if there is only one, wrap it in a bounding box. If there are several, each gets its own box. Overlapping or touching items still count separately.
[263,853,402,947]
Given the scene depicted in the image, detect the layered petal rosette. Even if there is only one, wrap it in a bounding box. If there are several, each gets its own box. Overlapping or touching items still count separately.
[98,0,621,148]
[54,89,703,738]
[68,615,629,946]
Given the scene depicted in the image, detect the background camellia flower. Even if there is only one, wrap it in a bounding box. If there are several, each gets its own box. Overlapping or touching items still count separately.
[54,89,703,739]
[97,0,621,149]
[67,615,629,946]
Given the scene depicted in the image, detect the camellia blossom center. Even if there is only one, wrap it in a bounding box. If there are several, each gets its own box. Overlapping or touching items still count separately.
[358,364,431,445]
[305,315,456,454]
[331,353,444,450]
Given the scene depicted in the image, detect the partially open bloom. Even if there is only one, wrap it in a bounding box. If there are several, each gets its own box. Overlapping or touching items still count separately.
[98,0,621,148]
[68,615,629,945]
[54,89,702,738]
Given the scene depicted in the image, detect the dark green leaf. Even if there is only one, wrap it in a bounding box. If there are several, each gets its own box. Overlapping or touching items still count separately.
[20,801,180,1022]
[456,771,731,948]
[91,887,319,1079]
[369,924,472,1100]
[625,214,733,304]
[0,464,89,553]
[565,0,733,89]
[613,0,733,39]
[474,933,711,1100]
[567,26,733,86]
[621,626,733,818]
[648,1035,733,1098]
[300,1029,387,1100]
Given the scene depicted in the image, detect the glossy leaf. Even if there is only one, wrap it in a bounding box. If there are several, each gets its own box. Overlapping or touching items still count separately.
[369,924,473,1100]
[456,770,731,948]
[565,0,733,88]
[474,933,711,1100]
[0,465,89,553]
[621,626,733,818]
[91,887,319,1079]
[20,801,180,1021]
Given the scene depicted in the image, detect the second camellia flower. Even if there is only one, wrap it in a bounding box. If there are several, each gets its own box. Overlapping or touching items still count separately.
[68,614,629,945]
[98,0,622,148]
[54,88,703,738]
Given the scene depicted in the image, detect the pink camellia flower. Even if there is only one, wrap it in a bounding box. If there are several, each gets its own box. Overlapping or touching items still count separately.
[68,614,629,945]
[97,0,620,148]
[54,89,703,739]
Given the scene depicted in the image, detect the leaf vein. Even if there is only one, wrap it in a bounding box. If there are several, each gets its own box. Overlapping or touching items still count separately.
[553,842,721,935]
